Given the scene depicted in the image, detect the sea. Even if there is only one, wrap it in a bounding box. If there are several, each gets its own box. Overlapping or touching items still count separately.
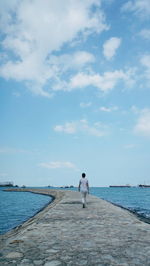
[0,186,150,235]
[0,187,52,235]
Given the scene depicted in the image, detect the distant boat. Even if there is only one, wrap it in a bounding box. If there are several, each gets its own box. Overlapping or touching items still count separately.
[138,184,150,188]
[109,185,131,188]
[59,186,68,188]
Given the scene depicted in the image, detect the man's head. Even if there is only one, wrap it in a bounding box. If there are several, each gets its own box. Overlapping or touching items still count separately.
[82,173,86,178]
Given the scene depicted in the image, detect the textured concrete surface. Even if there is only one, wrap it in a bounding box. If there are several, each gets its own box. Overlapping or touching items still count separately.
[0,188,150,266]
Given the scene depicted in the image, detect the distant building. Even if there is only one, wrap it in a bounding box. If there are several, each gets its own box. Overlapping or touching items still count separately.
[0,181,14,187]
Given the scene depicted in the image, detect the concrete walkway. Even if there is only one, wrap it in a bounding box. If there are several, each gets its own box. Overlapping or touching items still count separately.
[0,188,150,266]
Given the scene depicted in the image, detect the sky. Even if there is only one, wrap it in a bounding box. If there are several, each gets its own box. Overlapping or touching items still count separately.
[0,0,150,187]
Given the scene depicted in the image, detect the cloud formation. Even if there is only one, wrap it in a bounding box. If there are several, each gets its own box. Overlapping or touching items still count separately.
[0,0,108,97]
[80,102,92,108]
[103,37,122,60]
[54,119,109,137]
[140,54,150,82]
[99,106,118,112]
[121,0,150,18]
[134,109,150,137]
[140,54,150,69]
[69,69,134,92]
[39,161,77,169]
[49,51,95,74]
[139,29,150,39]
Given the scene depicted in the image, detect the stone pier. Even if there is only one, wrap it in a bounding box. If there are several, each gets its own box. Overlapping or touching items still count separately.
[0,188,150,266]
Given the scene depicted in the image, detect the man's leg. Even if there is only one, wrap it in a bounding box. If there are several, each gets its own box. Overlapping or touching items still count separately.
[81,192,85,207]
[84,192,87,207]
[81,192,87,208]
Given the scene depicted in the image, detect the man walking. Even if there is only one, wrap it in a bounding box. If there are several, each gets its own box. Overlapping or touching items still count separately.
[78,173,89,208]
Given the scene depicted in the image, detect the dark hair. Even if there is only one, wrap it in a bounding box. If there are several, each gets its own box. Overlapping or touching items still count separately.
[82,173,86,178]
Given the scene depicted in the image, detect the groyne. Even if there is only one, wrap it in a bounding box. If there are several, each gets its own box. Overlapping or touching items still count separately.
[0,188,150,265]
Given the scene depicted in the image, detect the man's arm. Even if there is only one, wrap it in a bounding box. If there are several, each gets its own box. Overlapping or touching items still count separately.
[87,181,89,194]
[78,180,81,191]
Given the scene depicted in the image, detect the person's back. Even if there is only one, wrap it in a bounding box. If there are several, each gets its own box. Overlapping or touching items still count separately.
[78,173,89,208]
[79,177,88,192]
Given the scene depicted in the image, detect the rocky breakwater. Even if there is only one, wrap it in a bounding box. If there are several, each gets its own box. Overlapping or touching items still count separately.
[0,188,150,266]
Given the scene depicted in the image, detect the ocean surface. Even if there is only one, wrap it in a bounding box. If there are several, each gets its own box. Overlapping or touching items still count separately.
[0,186,150,235]
[0,187,52,235]
[90,187,150,220]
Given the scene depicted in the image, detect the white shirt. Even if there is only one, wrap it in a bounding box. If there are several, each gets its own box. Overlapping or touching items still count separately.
[80,178,88,192]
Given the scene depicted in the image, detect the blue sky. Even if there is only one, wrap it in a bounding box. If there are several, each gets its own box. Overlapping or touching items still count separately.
[0,0,150,187]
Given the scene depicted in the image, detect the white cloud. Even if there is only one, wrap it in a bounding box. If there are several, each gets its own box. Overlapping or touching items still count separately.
[140,54,150,69]
[54,119,109,137]
[39,161,77,169]
[103,37,122,60]
[140,54,150,82]
[134,109,150,137]
[49,51,95,73]
[80,102,92,108]
[54,122,77,134]
[72,51,95,67]
[69,69,135,92]
[139,29,150,39]
[0,0,108,97]
[99,106,118,112]
[121,0,150,18]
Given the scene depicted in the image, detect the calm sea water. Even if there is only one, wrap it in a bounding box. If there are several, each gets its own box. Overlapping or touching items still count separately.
[0,187,52,235]
[90,187,150,220]
[0,186,150,235]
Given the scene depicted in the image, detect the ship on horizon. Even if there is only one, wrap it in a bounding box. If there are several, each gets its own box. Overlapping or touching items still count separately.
[138,184,150,188]
[109,185,131,188]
